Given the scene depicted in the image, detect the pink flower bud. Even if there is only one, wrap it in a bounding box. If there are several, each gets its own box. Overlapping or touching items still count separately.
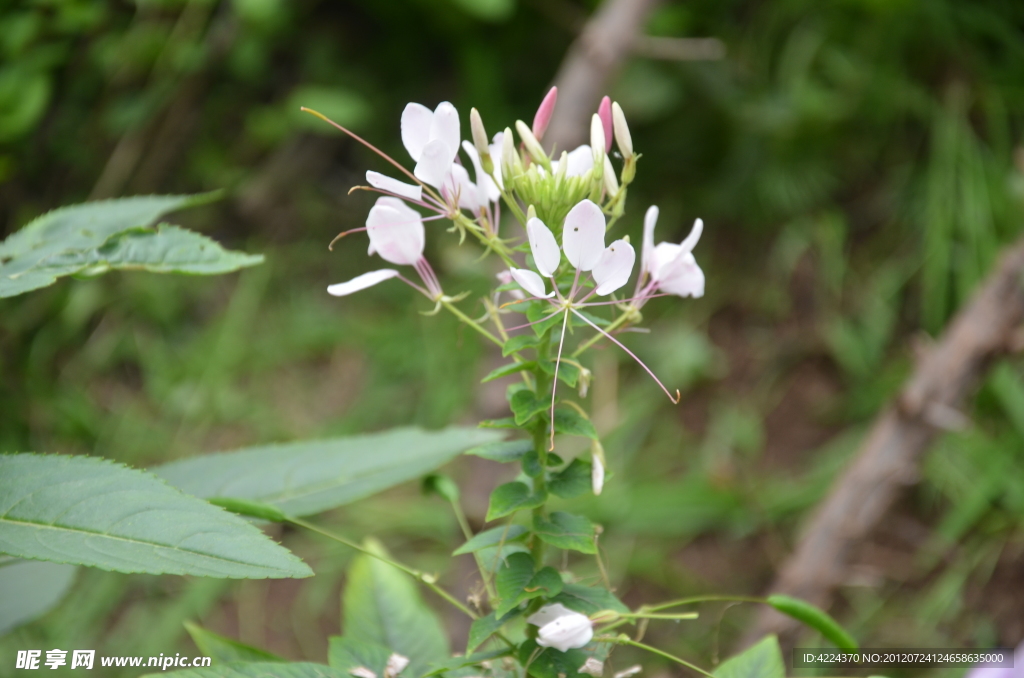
[532,87,558,141]
[597,96,613,152]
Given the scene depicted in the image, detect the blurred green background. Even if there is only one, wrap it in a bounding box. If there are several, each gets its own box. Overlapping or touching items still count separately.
[2,0,1024,675]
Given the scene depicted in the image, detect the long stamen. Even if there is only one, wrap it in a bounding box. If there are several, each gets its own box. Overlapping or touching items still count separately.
[578,293,671,307]
[570,308,680,404]
[300,107,442,203]
[348,185,437,212]
[328,226,368,250]
[549,310,571,451]
[395,273,433,299]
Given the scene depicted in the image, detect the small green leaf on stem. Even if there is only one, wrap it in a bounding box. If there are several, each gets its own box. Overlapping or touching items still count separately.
[549,458,593,499]
[495,552,535,616]
[553,409,599,440]
[487,482,546,521]
[533,512,597,554]
[503,334,542,356]
[483,361,537,382]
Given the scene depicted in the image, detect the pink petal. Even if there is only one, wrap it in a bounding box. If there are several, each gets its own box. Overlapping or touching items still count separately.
[526,217,561,277]
[366,171,422,201]
[597,96,613,152]
[401,103,432,162]
[562,199,606,272]
[328,269,399,296]
[593,239,635,295]
[414,139,453,189]
[509,267,553,298]
[532,86,558,141]
[366,198,425,266]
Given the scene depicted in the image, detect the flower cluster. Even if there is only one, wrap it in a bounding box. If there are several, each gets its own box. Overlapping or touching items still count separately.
[318,86,704,509]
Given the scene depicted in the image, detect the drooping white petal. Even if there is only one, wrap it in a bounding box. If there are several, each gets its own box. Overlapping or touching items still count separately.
[641,205,659,275]
[327,269,399,296]
[430,102,461,164]
[447,163,483,213]
[496,270,524,300]
[562,199,606,272]
[592,239,635,296]
[366,171,422,201]
[366,198,425,266]
[401,103,433,162]
[591,453,605,495]
[527,217,560,277]
[680,217,703,253]
[657,252,705,298]
[528,604,593,652]
[414,139,453,188]
[489,132,505,190]
[564,145,594,177]
[509,267,553,299]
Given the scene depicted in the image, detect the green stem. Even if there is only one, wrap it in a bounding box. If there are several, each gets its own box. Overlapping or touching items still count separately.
[288,517,477,620]
[645,595,765,613]
[442,299,503,347]
[615,638,716,678]
[450,499,498,600]
[621,612,700,620]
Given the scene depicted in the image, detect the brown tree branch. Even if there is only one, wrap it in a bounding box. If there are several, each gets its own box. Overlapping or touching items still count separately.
[543,0,662,152]
[745,235,1024,645]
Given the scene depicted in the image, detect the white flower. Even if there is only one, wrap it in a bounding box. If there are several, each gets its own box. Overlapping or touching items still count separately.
[527,603,593,652]
[401,101,461,189]
[639,205,704,299]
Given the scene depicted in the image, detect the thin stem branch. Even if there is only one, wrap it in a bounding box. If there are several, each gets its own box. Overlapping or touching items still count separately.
[615,638,716,678]
[442,299,504,346]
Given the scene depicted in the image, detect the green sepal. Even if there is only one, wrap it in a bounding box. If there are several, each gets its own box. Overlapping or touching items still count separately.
[486,482,546,521]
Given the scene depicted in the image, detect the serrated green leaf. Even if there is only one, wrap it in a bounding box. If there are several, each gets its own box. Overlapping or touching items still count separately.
[0,454,311,579]
[521,567,563,601]
[553,409,599,440]
[766,595,857,650]
[503,334,541,356]
[532,512,596,554]
[156,427,500,518]
[453,525,529,556]
[343,539,448,677]
[482,361,536,383]
[510,389,548,426]
[550,584,629,614]
[495,552,535,616]
[486,482,546,521]
[527,303,566,337]
[714,635,785,678]
[465,439,533,462]
[208,497,288,522]
[0,194,262,298]
[184,621,283,663]
[328,636,392,675]
[0,559,77,635]
[143,662,348,678]
[548,458,593,499]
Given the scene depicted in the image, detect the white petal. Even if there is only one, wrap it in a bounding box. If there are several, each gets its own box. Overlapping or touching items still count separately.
[680,217,703,253]
[327,269,399,296]
[527,603,576,628]
[414,139,453,188]
[565,145,594,177]
[591,454,605,495]
[366,171,422,201]
[462,141,498,204]
[509,267,553,299]
[641,205,658,275]
[430,102,461,164]
[489,132,505,190]
[593,239,635,296]
[385,654,410,678]
[651,242,682,281]
[366,198,425,266]
[447,163,483,212]
[658,252,705,298]
[562,199,606,271]
[527,217,561,277]
[401,103,432,162]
